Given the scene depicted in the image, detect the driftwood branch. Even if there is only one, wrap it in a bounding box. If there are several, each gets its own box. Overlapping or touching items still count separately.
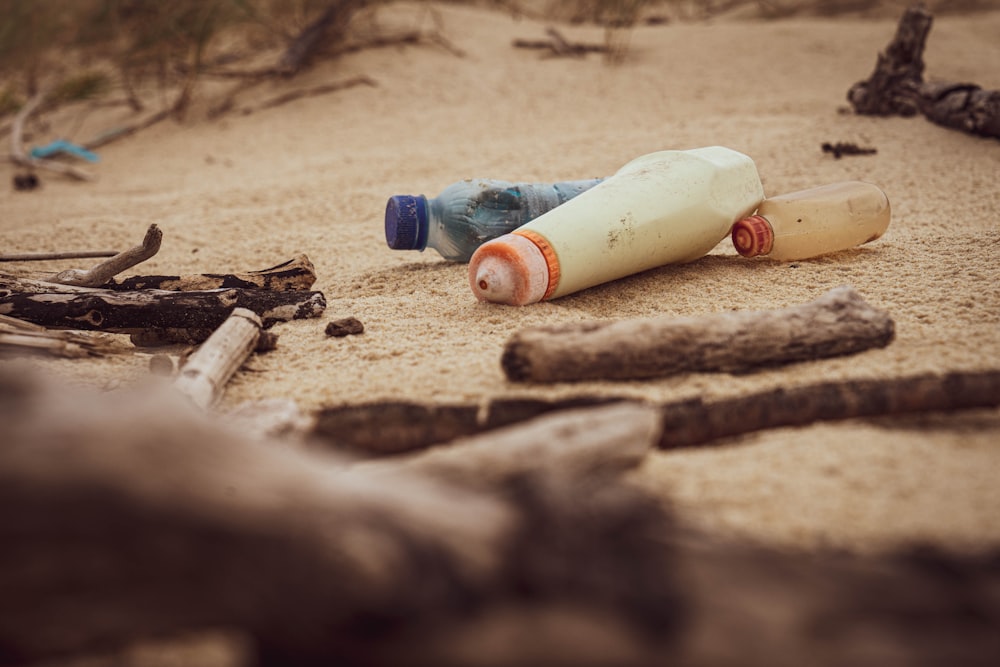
[278,1,367,75]
[106,254,317,291]
[8,92,96,181]
[848,3,1000,139]
[656,368,1000,449]
[502,286,894,383]
[252,76,377,112]
[512,27,608,57]
[0,249,120,262]
[0,314,119,359]
[173,308,263,409]
[51,224,162,287]
[312,369,999,456]
[83,109,171,151]
[0,275,326,335]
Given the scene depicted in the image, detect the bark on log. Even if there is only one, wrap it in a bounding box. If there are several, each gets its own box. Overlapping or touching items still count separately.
[847,3,1000,139]
[173,308,262,409]
[846,3,931,116]
[502,286,894,383]
[106,254,317,291]
[0,275,326,333]
[657,369,1000,449]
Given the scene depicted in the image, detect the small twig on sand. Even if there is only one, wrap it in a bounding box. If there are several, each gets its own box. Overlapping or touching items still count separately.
[252,77,377,113]
[502,286,894,383]
[84,109,171,151]
[173,308,263,409]
[51,224,162,287]
[512,27,608,57]
[9,93,95,181]
[0,249,120,262]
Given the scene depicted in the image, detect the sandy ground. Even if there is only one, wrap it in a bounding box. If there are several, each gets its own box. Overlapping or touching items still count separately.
[2,1,1000,556]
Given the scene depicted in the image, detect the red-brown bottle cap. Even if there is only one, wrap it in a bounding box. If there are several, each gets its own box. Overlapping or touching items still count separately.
[731,215,774,257]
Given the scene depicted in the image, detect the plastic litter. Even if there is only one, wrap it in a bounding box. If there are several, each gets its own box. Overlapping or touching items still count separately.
[30,139,100,163]
[731,181,891,260]
[385,177,602,262]
[468,147,764,305]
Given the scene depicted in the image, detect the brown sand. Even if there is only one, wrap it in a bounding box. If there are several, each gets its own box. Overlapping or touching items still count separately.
[3,2,999,555]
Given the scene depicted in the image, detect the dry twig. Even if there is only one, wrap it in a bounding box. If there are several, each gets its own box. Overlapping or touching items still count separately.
[0,250,120,262]
[50,224,162,287]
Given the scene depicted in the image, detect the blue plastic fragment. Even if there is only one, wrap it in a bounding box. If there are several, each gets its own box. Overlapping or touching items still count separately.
[30,139,99,163]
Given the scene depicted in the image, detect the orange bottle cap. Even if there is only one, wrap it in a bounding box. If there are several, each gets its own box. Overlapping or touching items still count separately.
[469,234,550,305]
[731,215,774,257]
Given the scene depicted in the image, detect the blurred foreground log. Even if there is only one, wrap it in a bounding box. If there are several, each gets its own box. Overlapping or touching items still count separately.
[0,369,677,666]
[848,2,1000,139]
[2,366,1000,666]
[502,286,893,383]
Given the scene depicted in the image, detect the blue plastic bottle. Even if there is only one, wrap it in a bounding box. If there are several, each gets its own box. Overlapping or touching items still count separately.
[384,177,603,262]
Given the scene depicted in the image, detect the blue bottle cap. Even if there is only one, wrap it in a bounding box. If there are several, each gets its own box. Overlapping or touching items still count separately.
[385,195,429,250]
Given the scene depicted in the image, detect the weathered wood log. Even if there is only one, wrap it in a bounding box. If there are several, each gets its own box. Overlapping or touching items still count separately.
[173,308,262,409]
[0,369,679,666]
[358,402,661,487]
[0,275,326,334]
[0,314,118,359]
[847,2,931,116]
[502,286,894,383]
[312,369,999,456]
[847,3,1000,139]
[51,224,162,287]
[657,369,1000,449]
[106,254,317,291]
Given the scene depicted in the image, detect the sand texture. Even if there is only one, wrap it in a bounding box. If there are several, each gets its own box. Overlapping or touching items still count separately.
[3,1,1000,555]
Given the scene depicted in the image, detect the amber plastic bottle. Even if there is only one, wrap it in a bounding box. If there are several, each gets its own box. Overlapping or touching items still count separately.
[731,181,890,261]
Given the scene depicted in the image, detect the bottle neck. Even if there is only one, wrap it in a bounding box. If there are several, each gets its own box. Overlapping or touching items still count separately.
[731,215,774,257]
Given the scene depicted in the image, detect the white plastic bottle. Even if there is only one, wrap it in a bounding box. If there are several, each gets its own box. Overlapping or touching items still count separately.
[731,181,890,260]
[468,146,764,305]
